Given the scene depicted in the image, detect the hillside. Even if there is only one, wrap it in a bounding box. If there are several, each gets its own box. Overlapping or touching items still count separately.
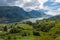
[0,6,48,23]
[0,15,60,40]
[46,15,60,20]
[0,6,30,22]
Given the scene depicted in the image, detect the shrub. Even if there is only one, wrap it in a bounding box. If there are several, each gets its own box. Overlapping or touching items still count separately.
[33,31,40,36]
[9,28,20,33]
[3,26,7,32]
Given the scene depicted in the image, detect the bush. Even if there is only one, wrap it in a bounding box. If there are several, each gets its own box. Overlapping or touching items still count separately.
[3,26,7,32]
[55,37,60,40]
[22,32,27,36]
[33,31,40,36]
[9,28,20,33]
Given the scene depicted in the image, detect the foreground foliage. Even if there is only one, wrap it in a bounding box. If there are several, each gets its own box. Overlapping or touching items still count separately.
[0,19,60,40]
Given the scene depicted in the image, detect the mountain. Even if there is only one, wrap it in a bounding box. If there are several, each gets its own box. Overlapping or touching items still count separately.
[0,6,30,21]
[48,15,60,20]
[28,10,46,17]
[0,6,48,23]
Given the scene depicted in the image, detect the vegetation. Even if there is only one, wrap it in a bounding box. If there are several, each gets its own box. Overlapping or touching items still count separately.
[0,17,60,40]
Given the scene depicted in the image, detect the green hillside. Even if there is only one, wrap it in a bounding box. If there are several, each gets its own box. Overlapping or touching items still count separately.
[0,15,60,40]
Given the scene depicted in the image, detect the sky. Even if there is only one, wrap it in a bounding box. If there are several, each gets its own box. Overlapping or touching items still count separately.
[0,0,60,16]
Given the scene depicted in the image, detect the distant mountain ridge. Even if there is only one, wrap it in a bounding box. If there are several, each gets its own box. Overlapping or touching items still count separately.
[48,15,60,20]
[0,6,49,23]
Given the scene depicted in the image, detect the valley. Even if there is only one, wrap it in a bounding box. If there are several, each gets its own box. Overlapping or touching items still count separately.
[0,6,60,40]
[0,15,60,40]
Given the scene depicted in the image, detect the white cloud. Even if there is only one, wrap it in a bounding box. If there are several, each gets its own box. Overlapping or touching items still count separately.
[8,0,48,10]
[45,10,60,16]
[24,0,31,2]
[44,6,60,16]
[38,0,48,9]
[43,0,60,16]
[55,0,60,2]
[8,0,24,7]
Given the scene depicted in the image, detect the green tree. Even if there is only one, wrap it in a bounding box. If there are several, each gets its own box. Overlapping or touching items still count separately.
[3,26,7,32]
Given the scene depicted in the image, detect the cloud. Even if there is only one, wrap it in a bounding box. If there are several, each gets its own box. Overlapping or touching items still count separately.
[6,0,48,11]
[0,0,7,6]
[45,2,60,10]
[0,0,60,16]
[43,6,60,16]
[55,0,60,2]
[23,0,40,11]
[43,0,60,16]
[7,0,17,3]
[38,0,48,9]
[0,0,48,10]
[45,9,60,16]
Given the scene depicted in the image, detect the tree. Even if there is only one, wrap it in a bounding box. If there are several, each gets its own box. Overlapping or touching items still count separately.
[9,28,20,33]
[33,31,40,36]
[3,26,7,32]
[25,21,32,25]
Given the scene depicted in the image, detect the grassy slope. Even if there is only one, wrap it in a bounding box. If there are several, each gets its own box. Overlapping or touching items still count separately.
[0,19,60,40]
